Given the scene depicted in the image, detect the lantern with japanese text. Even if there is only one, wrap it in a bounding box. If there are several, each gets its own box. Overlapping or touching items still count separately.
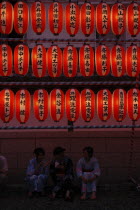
[31,1,46,34]
[65,3,80,36]
[0,89,14,123]
[126,3,140,36]
[47,45,62,77]
[0,1,13,34]
[126,45,140,77]
[110,45,125,77]
[127,89,140,121]
[0,44,12,76]
[14,44,29,76]
[32,45,46,78]
[97,89,112,121]
[111,3,126,36]
[33,89,48,121]
[48,2,63,35]
[80,3,94,36]
[79,45,94,77]
[63,45,78,77]
[16,89,31,124]
[66,89,80,122]
[96,45,110,76]
[50,89,65,122]
[81,89,95,122]
[14,1,29,34]
[96,3,110,35]
[112,89,127,122]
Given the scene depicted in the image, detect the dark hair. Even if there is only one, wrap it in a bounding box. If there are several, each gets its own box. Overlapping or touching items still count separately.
[53,147,65,156]
[83,146,93,158]
[34,147,45,156]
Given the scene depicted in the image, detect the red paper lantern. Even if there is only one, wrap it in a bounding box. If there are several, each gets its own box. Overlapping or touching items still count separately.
[110,45,125,77]
[14,44,29,76]
[47,45,62,77]
[127,89,140,121]
[96,3,110,35]
[65,3,80,36]
[97,89,112,121]
[80,3,94,36]
[14,1,29,34]
[96,45,110,76]
[0,1,13,34]
[50,89,65,122]
[126,45,140,77]
[48,2,63,35]
[81,89,95,122]
[0,44,12,76]
[111,3,126,36]
[32,45,46,78]
[16,89,31,124]
[63,45,78,78]
[0,89,14,123]
[79,44,94,77]
[31,2,46,34]
[112,89,127,122]
[33,89,48,121]
[126,3,140,36]
[66,89,80,122]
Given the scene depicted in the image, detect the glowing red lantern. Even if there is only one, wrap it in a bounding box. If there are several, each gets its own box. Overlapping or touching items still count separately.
[110,45,125,77]
[79,44,94,77]
[47,45,62,77]
[126,45,140,77]
[32,45,46,78]
[112,89,127,122]
[81,89,95,122]
[126,3,140,36]
[65,3,80,36]
[14,1,29,34]
[111,3,126,36]
[16,89,31,124]
[0,44,12,76]
[96,45,110,76]
[66,89,80,122]
[96,3,110,35]
[127,89,140,121]
[31,2,46,34]
[0,1,13,34]
[80,3,94,36]
[50,89,65,122]
[33,89,48,121]
[14,44,29,76]
[97,89,112,121]
[48,2,63,35]
[0,89,14,123]
[63,45,78,78]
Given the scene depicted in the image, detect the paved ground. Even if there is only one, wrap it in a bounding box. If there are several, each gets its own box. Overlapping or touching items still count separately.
[0,186,140,210]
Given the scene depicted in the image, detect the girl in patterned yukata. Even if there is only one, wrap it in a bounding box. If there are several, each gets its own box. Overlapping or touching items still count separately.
[76,146,101,200]
[50,147,74,201]
[26,148,48,198]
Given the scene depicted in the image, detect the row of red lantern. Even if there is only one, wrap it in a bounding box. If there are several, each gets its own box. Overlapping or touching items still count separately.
[0,88,140,123]
[0,44,140,78]
[0,1,140,36]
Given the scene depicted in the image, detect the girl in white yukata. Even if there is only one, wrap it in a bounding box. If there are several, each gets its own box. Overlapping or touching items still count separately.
[76,146,101,200]
[26,148,48,198]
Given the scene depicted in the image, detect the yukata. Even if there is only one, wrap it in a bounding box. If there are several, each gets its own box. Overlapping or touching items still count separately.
[25,158,48,192]
[76,157,101,193]
[0,155,8,191]
[50,156,74,194]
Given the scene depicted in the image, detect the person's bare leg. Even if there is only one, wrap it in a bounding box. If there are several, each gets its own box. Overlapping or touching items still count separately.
[90,191,96,200]
[80,192,86,200]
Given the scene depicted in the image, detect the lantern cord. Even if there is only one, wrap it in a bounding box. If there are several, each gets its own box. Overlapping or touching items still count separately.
[0,125,140,130]
[0,81,139,86]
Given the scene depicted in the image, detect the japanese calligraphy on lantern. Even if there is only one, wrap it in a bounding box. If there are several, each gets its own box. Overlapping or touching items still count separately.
[0,1,13,34]
[50,89,64,122]
[0,44,12,76]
